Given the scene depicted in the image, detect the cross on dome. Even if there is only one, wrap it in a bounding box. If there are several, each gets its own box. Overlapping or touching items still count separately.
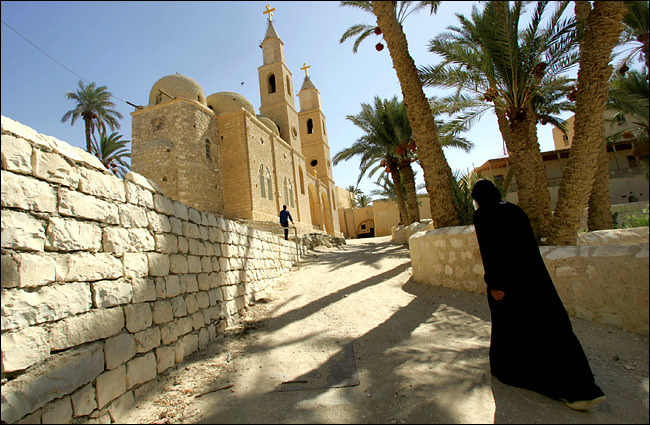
[263,4,276,21]
[301,63,311,77]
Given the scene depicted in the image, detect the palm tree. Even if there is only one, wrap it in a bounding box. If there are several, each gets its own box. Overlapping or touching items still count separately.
[370,175,398,200]
[607,70,649,140]
[334,97,412,224]
[61,80,122,153]
[615,1,649,77]
[340,1,431,53]
[91,132,131,178]
[356,193,373,207]
[382,98,422,223]
[422,1,579,240]
[341,1,460,229]
[548,1,628,245]
[450,169,509,225]
[370,171,425,225]
[608,70,650,181]
[345,184,363,208]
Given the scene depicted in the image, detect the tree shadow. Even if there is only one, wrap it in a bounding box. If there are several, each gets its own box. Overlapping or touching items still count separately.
[197,276,495,424]
[245,262,413,336]
[300,238,411,272]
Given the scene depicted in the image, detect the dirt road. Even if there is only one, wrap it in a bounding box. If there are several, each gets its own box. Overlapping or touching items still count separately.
[119,236,649,424]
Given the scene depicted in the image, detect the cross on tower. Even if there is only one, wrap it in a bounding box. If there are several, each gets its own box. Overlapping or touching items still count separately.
[301,63,311,77]
[263,4,276,21]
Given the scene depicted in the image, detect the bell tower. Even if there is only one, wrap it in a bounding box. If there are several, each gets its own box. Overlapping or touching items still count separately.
[298,65,340,234]
[258,5,301,151]
[298,66,333,184]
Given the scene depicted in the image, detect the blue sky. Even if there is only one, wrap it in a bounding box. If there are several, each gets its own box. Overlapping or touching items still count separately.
[1,1,570,198]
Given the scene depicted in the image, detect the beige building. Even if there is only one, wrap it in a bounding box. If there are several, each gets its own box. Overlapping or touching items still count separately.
[337,197,434,239]
[131,15,341,237]
[337,110,648,239]
[475,111,647,208]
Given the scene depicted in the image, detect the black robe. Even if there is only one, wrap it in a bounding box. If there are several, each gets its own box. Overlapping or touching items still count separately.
[473,201,604,402]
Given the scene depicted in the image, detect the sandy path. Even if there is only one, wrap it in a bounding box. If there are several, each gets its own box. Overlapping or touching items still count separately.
[119,236,649,424]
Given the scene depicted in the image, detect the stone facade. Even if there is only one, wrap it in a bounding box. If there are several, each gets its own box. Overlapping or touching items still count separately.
[131,19,341,238]
[1,116,304,424]
[409,225,649,335]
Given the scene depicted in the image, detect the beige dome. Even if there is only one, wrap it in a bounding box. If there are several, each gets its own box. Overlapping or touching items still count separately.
[256,115,279,136]
[149,74,206,106]
[206,92,255,116]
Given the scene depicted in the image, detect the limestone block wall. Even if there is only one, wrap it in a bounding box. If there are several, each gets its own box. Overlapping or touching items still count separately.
[1,116,303,424]
[391,220,433,245]
[409,226,649,335]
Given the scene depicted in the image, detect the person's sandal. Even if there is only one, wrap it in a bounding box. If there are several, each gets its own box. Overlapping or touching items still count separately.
[565,395,606,411]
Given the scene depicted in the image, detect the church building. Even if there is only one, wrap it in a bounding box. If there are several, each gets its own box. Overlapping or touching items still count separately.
[131,6,341,237]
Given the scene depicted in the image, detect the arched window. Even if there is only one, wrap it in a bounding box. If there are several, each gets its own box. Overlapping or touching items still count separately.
[268,74,276,94]
[289,180,295,207]
[205,139,211,160]
[299,167,305,194]
[266,167,273,200]
[286,76,291,96]
[259,165,266,198]
[307,119,314,134]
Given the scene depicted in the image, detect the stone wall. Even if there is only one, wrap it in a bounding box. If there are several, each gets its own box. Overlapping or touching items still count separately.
[409,225,649,335]
[1,116,304,424]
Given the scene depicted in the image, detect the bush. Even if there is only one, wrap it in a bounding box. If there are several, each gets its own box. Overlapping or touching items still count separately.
[620,207,650,228]
[449,170,506,225]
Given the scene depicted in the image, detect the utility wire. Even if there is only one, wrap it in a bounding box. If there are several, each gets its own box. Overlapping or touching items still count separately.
[1,18,130,105]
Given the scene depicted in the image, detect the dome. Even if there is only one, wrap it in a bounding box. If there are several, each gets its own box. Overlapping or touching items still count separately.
[206,92,255,116]
[256,115,280,136]
[148,74,206,106]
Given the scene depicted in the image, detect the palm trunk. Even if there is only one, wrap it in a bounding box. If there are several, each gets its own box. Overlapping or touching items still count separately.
[388,162,409,225]
[84,116,93,153]
[507,116,548,240]
[373,1,460,228]
[548,1,627,246]
[400,163,420,223]
[495,107,550,240]
[587,147,614,230]
[525,103,552,238]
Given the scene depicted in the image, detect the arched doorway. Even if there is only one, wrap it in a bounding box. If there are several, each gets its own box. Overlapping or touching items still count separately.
[357,219,375,238]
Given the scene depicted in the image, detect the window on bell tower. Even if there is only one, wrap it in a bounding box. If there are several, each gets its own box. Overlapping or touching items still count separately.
[268,74,276,94]
[307,119,314,134]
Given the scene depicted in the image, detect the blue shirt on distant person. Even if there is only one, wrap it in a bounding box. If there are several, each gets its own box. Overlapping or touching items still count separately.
[279,205,293,240]
[279,206,293,225]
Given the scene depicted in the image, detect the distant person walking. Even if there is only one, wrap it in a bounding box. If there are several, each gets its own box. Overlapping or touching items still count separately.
[279,205,294,240]
[471,178,606,411]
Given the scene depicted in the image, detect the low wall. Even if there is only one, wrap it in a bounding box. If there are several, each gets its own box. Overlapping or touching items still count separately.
[1,116,304,424]
[577,227,649,245]
[409,225,649,335]
[391,220,432,245]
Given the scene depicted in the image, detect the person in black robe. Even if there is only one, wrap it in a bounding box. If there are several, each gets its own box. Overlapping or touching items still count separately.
[471,178,605,411]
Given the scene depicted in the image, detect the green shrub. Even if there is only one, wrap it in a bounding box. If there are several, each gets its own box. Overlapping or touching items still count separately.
[621,207,650,228]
